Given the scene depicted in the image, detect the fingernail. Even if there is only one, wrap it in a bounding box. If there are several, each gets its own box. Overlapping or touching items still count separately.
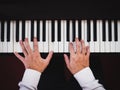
[81,40,84,43]
[50,51,53,53]
[64,54,66,56]
[25,38,28,41]
[19,40,23,44]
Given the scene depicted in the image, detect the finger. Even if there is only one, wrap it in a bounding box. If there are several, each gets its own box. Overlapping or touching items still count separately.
[24,38,32,54]
[75,38,81,53]
[86,46,90,56]
[69,42,75,55]
[81,40,86,54]
[64,54,70,68]
[14,52,25,64]
[46,51,53,63]
[19,40,27,56]
[33,37,39,51]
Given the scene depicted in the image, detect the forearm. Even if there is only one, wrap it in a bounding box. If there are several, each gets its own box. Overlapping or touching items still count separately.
[19,69,41,90]
[74,67,106,90]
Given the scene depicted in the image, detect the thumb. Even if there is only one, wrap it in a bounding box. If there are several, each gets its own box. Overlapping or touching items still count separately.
[86,46,90,57]
[46,51,53,63]
[64,54,70,68]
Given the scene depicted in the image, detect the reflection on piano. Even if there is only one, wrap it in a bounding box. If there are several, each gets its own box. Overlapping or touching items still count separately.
[0,20,120,53]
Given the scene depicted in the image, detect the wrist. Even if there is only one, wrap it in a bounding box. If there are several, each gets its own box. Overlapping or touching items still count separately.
[26,66,44,73]
[72,66,88,75]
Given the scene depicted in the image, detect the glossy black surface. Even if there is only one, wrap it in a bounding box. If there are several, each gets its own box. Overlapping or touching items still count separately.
[0,0,120,20]
[0,53,120,90]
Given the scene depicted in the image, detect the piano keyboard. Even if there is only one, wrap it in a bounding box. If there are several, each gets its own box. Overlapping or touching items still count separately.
[0,20,120,53]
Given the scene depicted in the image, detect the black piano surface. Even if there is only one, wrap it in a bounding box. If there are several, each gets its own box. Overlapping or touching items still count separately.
[0,0,120,90]
[0,0,120,20]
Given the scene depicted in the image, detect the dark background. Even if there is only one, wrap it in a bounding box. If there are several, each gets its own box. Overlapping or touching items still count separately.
[0,0,120,90]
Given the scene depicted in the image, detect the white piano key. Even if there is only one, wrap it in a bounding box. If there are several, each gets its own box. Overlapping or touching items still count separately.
[99,20,105,52]
[84,20,88,45]
[27,21,33,50]
[111,20,115,52]
[25,20,30,38]
[39,20,43,52]
[59,20,64,52]
[48,20,53,51]
[105,20,110,52]
[25,21,29,39]
[64,20,69,52]
[0,21,2,52]
[14,21,23,52]
[25,21,30,41]
[75,20,79,38]
[69,20,73,42]
[81,20,85,40]
[19,21,22,41]
[34,20,37,37]
[13,21,17,52]
[94,20,100,52]
[43,20,49,52]
[7,21,14,53]
[17,20,23,52]
[54,20,58,52]
[3,21,8,52]
[116,20,120,52]
[13,20,21,52]
[89,20,94,52]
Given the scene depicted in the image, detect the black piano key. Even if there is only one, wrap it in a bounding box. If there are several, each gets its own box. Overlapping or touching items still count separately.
[7,21,10,42]
[108,20,112,41]
[52,20,55,42]
[16,20,19,42]
[93,20,97,41]
[31,20,34,41]
[114,20,118,41]
[37,20,40,41]
[78,20,81,40]
[87,20,90,42]
[67,20,70,41]
[102,20,106,41]
[43,20,46,42]
[22,20,25,41]
[1,21,4,42]
[72,20,75,41]
[58,20,61,41]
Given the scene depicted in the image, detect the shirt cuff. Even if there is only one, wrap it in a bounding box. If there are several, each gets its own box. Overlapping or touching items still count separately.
[20,69,41,87]
[74,67,95,87]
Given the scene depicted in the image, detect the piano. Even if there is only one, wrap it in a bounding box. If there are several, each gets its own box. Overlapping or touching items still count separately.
[0,0,120,90]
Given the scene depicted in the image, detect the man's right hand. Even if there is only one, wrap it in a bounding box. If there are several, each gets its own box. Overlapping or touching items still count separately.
[64,38,90,74]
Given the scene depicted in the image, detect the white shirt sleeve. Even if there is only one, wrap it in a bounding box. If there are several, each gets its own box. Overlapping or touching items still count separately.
[19,67,106,90]
[74,67,106,90]
[19,69,41,90]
